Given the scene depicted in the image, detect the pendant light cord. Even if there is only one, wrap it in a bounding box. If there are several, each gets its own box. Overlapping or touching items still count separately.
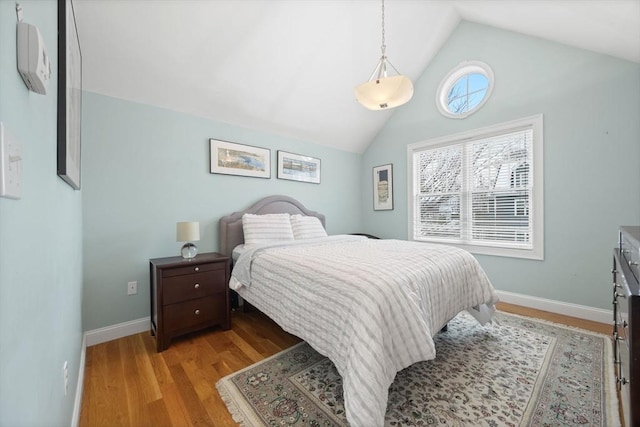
[380,0,386,57]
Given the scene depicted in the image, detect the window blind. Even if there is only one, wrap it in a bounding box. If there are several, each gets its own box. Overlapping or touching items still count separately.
[414,127,533,249]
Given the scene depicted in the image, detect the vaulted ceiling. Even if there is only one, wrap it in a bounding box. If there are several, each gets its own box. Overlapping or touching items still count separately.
[74,0,640,153]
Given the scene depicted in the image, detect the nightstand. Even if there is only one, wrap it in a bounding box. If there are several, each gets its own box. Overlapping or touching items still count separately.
[149,252,230,352]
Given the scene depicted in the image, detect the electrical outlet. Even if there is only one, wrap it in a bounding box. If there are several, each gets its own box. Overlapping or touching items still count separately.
[127,281,137,295]
[63,361,68,396]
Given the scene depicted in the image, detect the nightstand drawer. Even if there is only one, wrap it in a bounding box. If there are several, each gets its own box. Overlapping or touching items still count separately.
[163,269,226,305]
[162,261,225,278]
[163,296,225,333]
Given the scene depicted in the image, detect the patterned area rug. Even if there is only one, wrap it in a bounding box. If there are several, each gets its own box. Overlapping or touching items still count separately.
[216,312,619,426]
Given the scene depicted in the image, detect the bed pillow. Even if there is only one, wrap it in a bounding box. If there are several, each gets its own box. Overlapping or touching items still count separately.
[242,213,294,246]
[290,214,328,240]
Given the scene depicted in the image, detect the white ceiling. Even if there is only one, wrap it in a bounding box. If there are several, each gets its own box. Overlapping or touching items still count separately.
[73,0,640,153]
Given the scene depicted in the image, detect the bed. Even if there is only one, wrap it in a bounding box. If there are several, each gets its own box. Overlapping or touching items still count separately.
[219,195,498,427]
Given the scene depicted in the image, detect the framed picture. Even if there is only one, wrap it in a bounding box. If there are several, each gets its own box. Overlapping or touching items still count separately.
[57,0,82,190]
[277,151,321,184]
[373,164,393,211]
[210,139,271,178]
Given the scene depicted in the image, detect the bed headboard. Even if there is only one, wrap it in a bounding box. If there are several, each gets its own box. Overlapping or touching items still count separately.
[218,195,326,258]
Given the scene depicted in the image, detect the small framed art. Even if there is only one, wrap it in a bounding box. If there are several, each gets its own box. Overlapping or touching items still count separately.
[210,139,271,178]
[277,151,321,184]
[373,164,393,211]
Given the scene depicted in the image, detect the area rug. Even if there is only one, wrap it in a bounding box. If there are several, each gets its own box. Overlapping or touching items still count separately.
[216,311,620,426]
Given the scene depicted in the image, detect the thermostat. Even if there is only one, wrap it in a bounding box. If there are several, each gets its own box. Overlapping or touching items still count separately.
[17,21,51,95]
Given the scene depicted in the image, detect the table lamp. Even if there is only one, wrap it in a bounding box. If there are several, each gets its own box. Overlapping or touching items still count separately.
[176,221,200,259]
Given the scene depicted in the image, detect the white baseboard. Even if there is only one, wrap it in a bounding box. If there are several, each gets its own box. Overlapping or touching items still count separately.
[71,334,86,427]
[495,290,613,325]
[85,317,150,347]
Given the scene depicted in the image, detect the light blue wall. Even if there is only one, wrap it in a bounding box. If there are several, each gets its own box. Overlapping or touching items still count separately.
[362,21,640,310]
[0,1,83,426]
[82,92,362,330]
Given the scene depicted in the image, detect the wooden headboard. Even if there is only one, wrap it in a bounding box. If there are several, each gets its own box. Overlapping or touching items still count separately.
[218,195,326,258]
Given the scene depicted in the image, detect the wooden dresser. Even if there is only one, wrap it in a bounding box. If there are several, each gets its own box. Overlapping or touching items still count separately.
[150,252,230,352]
[613,226,640,427]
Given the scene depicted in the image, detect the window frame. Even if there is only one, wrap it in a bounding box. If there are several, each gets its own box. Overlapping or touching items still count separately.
[436,61,494,119]
[407,114,544,260]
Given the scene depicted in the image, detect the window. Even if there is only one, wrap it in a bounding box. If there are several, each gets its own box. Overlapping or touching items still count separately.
[436,61,494,119]
[408,115,543,260]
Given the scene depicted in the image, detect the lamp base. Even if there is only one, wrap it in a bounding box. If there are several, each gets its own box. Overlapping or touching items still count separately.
[180,242,198,259]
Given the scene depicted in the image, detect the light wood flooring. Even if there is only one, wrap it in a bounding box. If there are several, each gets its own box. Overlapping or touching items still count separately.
[79,302,612,427]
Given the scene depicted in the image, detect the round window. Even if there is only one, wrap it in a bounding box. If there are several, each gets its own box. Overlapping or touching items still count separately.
[436,61,494,119]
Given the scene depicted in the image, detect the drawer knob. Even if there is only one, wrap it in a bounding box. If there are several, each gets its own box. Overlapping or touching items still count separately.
[615,292,627,299]
[194,283,200,289]
[617,377,628,386]
[194,309,200,315]
[194,267,200,272]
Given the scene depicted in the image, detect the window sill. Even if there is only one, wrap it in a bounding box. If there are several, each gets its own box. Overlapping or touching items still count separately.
[410,238,544,260]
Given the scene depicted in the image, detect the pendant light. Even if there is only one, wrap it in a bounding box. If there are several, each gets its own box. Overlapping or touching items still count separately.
[354,0,413,110]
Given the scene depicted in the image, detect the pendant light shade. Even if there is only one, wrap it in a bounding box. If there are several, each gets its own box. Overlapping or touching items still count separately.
[355,0,413,110]
[355,75,413,110]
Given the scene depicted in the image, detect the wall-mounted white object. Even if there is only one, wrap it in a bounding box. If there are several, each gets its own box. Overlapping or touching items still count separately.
[0,122,23,200]
[17,21,51,95]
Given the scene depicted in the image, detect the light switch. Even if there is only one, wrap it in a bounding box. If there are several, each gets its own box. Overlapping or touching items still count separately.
[0,122,23,199]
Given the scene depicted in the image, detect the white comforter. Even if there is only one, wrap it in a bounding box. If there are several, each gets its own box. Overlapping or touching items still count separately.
[230,235,498,427]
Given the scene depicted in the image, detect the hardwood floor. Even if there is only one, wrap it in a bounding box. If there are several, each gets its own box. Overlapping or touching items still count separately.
[79,304,611,427]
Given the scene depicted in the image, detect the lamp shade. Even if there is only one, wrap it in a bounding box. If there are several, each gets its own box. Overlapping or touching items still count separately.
[354,75,414,110]
[176,221,200,242]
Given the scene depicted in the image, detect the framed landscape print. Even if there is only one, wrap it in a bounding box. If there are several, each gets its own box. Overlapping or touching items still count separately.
[373,164,393,210]
[277,151,321,184]
[209,139,271,178]
[57,0,82,190]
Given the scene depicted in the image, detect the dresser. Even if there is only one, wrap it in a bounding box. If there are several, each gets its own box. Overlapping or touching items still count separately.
[613,226,640,427]
[150,252,230,352]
